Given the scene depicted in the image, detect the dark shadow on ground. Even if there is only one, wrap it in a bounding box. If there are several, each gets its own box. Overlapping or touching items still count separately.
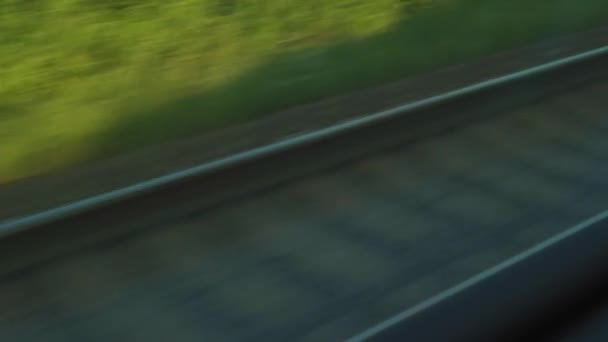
[87,0,607,162]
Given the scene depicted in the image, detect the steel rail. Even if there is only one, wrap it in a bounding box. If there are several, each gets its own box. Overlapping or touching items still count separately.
[1,45,607,238]
[347,209,608,342]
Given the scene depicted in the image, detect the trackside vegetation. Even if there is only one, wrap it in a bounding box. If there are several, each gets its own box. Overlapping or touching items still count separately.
[1,0,607,182]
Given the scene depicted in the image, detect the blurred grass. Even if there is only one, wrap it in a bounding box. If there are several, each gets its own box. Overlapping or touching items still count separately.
[1,0,607,183]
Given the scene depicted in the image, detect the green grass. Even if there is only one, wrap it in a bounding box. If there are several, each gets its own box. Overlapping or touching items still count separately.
[1,0,607,183]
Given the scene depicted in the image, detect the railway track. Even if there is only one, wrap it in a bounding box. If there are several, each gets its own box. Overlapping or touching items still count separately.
[0,47,607,341]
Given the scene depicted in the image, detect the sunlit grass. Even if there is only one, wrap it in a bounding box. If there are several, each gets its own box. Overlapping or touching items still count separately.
[1,0,607,182]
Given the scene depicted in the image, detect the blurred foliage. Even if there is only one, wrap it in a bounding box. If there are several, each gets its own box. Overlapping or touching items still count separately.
[0,0,606,182]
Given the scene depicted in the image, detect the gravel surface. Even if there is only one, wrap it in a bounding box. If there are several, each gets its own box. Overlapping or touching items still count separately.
[0,80,607,341]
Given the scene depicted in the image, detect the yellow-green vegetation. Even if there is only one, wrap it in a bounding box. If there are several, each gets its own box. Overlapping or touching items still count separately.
[1,0,607,182]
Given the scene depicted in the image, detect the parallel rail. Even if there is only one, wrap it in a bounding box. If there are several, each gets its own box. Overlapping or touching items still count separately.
[349,210,608,341]
[0,46,606,342]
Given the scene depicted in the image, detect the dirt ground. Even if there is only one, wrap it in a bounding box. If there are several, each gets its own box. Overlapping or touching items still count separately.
[1,27,607,222]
